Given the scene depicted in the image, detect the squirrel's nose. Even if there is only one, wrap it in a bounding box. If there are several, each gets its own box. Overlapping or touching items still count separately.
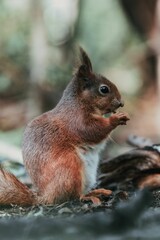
[113,99,124,108]
[119,100,124,107]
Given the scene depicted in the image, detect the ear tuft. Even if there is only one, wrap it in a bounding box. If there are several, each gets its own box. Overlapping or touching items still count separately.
[73,46,92,76]
[79,47,92,71]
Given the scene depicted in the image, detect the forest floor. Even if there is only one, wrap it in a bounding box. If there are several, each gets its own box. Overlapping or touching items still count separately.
[0,189,160,240]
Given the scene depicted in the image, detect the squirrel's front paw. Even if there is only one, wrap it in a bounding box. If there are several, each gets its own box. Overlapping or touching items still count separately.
[110,112,130,126]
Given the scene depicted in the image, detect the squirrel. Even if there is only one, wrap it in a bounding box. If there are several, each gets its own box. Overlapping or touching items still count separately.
[0,47,129,206]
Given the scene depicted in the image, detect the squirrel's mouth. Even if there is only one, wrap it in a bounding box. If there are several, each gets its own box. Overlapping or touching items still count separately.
[104,100,124,116]
[104,99,124,116]
[106,108,117,114]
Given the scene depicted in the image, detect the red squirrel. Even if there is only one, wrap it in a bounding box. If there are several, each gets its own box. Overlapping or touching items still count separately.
[0,47,129,206]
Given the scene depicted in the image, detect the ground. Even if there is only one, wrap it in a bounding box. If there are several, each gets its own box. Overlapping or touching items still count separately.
[0,189,160,239]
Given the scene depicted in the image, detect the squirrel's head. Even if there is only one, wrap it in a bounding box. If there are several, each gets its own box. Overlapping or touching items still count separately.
[72,47,124,116]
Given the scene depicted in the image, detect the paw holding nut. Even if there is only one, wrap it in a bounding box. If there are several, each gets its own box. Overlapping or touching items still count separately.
[110,112,130,126]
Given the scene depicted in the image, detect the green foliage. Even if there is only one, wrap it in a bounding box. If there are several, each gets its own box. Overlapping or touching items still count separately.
[77,0,134,71]
[0,128,23,147]
[47,65,71,88]
[0,1,29,69]
[0,75,10,92]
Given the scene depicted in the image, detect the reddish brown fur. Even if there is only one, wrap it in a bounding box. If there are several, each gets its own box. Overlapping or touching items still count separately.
[0,47,129,206]
[0,167,35,205]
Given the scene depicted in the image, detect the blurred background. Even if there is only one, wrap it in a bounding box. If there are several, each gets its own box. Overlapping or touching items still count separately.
[0,0,159,168]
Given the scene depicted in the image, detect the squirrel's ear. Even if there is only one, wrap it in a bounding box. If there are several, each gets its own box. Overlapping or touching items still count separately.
[73,47,92,77]
[79,47,92,72]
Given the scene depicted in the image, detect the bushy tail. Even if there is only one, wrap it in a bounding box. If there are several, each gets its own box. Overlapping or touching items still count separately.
[0,167,35,206]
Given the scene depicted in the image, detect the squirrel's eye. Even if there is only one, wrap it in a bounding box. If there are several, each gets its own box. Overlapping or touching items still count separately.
[99,85,110,95]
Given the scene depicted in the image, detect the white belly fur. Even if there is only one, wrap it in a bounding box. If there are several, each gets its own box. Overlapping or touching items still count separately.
[77,140,107,194]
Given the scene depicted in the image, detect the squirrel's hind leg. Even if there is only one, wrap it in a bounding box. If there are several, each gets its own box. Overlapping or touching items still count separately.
[36,153,83,205]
